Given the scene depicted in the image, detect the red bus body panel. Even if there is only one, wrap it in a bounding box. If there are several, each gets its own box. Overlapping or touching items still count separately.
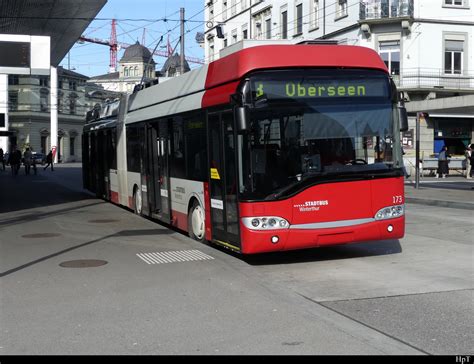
[239,177,404,254]
[204,45,388,88]
[202,45,388,108]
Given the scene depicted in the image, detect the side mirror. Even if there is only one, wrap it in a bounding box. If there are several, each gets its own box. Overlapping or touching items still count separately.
[398,91,408,132]
[399,105,408,132]
[235,106,249,133]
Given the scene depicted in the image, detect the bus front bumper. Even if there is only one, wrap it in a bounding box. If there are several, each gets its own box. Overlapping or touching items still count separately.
[239,217,405,254]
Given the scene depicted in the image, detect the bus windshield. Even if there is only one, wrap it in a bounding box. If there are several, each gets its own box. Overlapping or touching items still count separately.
[238,69,403,201]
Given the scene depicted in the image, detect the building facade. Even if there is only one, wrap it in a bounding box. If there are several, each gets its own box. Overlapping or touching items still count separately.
[7,67,119,162]
[204,0,474,171]
[89,41,157,94]
[89,42,190,93]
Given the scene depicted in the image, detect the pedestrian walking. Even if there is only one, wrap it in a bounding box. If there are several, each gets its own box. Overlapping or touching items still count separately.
[465,144,472,179]
[0,147,5,171]
[9,147,21,176]
[44,150,54,171]
[23,147,32,175]
[436,146,450,179]
[469,144,474,180]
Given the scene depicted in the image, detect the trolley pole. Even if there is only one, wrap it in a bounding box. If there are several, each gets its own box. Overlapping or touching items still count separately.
[180,7,185,75]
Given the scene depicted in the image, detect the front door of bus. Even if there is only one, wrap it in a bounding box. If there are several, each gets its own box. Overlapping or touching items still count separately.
[208,111,240,250]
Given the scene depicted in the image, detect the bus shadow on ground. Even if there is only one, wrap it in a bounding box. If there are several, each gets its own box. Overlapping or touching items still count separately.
[240,239,402,266]
[0,170,94,214]
[0,228,176,278]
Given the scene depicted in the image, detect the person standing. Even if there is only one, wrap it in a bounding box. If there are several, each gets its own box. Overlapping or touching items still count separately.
[465,144,472,179]
[436,146,450,179]
[469,144,474,180]
[9,147,20,176]
[44,150,54,171]
[23,147,32,175]
[0,148,4,171]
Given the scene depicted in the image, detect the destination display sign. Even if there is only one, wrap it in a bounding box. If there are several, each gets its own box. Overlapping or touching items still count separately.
[250,77,389,101]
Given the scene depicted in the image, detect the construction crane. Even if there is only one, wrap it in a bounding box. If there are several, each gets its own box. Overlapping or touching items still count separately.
[78,19,204,71]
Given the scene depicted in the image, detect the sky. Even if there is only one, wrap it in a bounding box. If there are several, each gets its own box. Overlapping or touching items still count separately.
[59,0,206,77]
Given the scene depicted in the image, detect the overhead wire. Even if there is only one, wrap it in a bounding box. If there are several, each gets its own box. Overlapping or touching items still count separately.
[203,0,361,62]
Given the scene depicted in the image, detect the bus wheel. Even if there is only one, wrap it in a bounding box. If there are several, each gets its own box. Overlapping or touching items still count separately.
[188,200,205,242]
[133,186,142,215]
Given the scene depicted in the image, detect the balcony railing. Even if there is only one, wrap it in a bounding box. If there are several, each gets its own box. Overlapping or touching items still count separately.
[360,0,413,20]
[392,68,474,90]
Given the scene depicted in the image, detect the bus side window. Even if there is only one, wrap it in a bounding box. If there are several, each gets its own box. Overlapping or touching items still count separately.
[185,131,207,181]
[170,118,185,178]
[126,126,141,173]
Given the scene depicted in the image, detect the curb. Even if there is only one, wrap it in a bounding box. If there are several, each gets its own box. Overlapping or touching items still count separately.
[405,197,474,211]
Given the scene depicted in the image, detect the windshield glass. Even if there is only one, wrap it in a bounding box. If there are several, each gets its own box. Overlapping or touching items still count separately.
[238,69,403,201]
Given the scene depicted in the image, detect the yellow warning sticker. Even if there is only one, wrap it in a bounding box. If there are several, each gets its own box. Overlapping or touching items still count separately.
[210,168,220,180]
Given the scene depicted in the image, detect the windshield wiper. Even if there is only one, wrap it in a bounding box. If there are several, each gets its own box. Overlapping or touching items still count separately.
[264,172,325,200]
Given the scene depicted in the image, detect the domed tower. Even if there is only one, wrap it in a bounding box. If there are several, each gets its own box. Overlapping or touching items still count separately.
[119,41,156,81]
[161,53,190,77]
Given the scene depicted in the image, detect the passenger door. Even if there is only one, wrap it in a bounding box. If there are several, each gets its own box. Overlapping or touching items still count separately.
[146,123,161,214]
[145,120,171,223]
[207,111,240,250]
[157,119,171,223]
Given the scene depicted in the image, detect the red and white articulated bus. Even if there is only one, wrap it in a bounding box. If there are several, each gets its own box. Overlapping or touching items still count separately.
[83,44,408,254]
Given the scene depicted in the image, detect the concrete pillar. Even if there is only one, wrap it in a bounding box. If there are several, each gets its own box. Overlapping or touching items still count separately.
[50,66,58,163]
[0,74,8,152]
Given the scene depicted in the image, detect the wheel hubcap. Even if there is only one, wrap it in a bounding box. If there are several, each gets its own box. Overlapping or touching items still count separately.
[192,205,204,239]
[135,189,142,213]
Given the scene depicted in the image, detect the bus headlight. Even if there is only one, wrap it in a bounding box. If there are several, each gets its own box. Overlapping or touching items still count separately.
[374,204,404,220]
[242,217,290,230]
[251,218,260,227]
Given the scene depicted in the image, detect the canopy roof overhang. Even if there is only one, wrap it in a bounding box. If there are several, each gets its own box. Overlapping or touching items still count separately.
[0,0,107,66]
[406,94,474,118]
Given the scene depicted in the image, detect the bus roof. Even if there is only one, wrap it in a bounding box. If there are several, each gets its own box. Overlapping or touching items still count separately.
[205,44,388,89]
[126,45,388,123]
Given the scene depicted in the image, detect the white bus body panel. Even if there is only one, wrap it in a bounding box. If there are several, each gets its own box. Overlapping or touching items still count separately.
[127,65,209,114]
[126,91,205,124]
[109,168,118,200]
[170,177,205,231]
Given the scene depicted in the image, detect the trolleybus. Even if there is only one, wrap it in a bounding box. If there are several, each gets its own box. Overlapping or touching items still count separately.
[83,44,408,254]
